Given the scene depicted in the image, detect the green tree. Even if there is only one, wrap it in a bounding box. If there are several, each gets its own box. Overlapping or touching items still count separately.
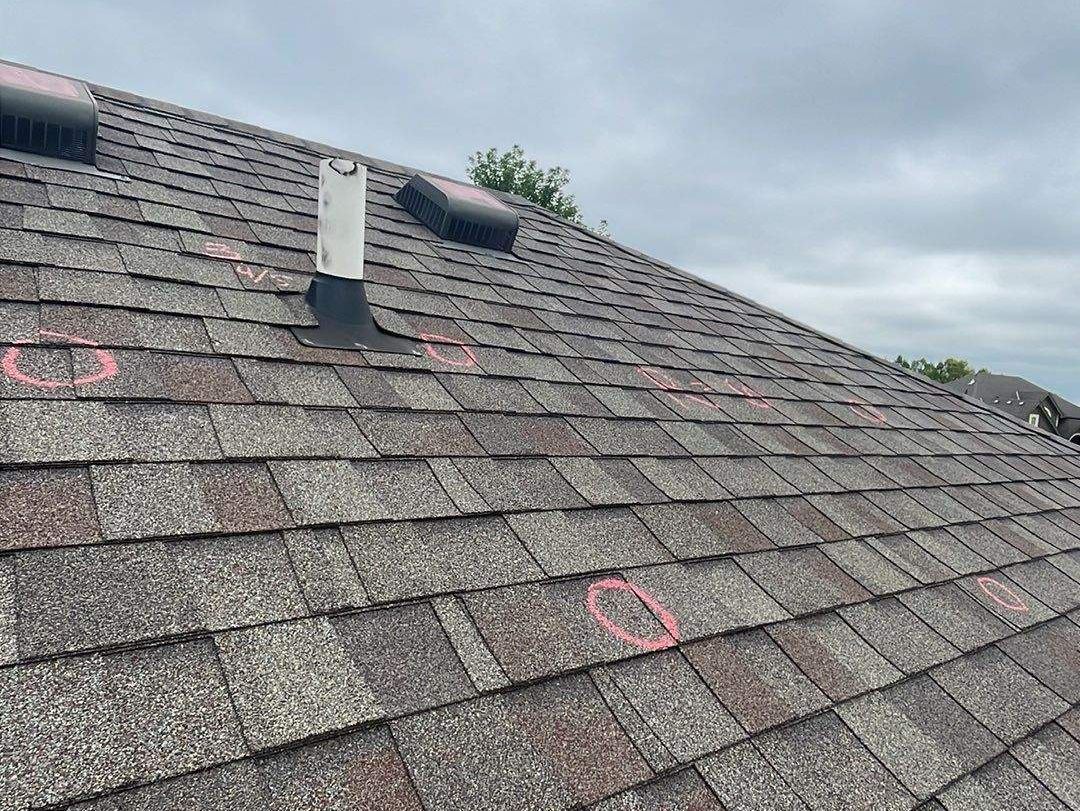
[895,355,986,384]
[467,145,608,236]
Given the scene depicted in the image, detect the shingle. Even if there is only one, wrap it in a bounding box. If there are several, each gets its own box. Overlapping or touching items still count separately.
[765,455,842,493]
[822,539,919,595]
[257,726,425,811]
[588,769,723,811]
[661,420,762,456]
[0,560,15,665]
[92,462,290,540]
[569,416,686,455]
[439,373,545,412]
[837,675,1005,799]
[332,602,475,716]
[553,457,666,506]
[756,712,915,811]
[67,757,268,811]
[0,640,245,809]
[353,409,483,456]
[810,456,896,490]
[432,595,510,693]
[211,404,375,458]
[869,532,956,583]
[699,456,799,498]
[630,558,790,640]
[807,492,905,537]
[1003,557,1080,613]
[235,359,356,406]
[946,521,1028,566]
[932,646,1067,744]
[454,457,586,511]
[27,532,304,656]
[168,533,308,629]
[1011,723,1080,810]
[270,458,455,523]
[589,667,675,773]
[739,547,871,615]
[685,628,829,733]
[997,617,1080,702]
[600,650,744,762]
[0,401,221,464]
[630,457,728,501]
[281,527,369,612]
[392,674,651,811]
[697,741,808,811]
[40,266,225,317]
[866,489,947,529]
[938,753,1068,811]
[343,515,540,601]
[0,466,102,551]
[464,575,675,681]
[736,497,837,547]
[908,528,991,574]
[428,457,490,512]
[461,412,595,456]
[898,583,1012,651]
[839,597,960,674]
[214,617,378,750]
[635,500,773,558]
[768,612,901,701]
[507,507,671,576]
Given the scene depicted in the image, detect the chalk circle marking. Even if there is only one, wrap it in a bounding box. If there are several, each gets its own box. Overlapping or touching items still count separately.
[976,575,1029,613]
[420,332,478,368]
[2,330,118,390]
[847,399,888,425]
[723,378,771,409]
[585,577,681,652]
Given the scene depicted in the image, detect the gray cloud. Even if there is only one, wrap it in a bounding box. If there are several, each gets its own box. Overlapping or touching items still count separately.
[4,0,1079,397]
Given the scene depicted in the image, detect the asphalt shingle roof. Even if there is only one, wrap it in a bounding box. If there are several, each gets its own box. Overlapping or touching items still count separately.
[0,61,1078,810]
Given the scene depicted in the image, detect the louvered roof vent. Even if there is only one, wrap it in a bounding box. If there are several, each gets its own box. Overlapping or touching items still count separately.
[293,158,417,353]
[396,173,518,252]
[0,62,97,164]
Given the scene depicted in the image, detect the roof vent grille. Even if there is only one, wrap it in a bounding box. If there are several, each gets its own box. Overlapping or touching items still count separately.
[0,63,97,164]
[395,173,518,252]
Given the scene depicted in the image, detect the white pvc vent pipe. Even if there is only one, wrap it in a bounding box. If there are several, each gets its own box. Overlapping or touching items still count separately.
[316,158,367,281]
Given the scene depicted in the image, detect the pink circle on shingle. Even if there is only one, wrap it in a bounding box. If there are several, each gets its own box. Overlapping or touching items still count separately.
[847,400,888,424]
[585,577,681,651]
[2,330,118,389]
[420,332,478,368]
[976,576,1029,612]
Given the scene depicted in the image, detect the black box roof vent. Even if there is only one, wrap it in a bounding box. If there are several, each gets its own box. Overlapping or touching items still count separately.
[0,62,97,164]
[396,173,518,252]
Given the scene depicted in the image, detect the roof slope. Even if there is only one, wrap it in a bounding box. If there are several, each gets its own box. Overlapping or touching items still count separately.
[0,66,1078,811]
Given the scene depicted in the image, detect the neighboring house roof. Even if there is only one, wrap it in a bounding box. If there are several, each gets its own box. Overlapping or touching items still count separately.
[950,371,1080,429]
[1,64,1078,811]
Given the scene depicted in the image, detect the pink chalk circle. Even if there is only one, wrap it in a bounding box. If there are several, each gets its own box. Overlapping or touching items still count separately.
[847,399,888,424]
[2,330,118,389]
[976,576,1029,612]
[420,332,478,368]
[585,577,681,651]
[723,378,771,409]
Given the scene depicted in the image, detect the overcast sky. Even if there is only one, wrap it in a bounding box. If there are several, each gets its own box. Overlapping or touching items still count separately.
[4,2,1080,398]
